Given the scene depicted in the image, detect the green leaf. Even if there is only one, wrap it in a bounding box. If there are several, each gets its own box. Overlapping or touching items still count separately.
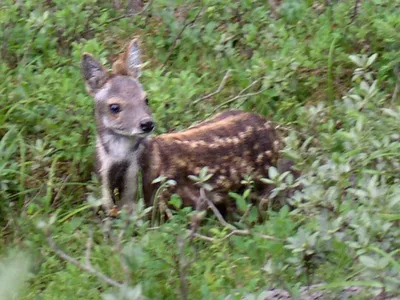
[243,189,251,199]
[359,255,377,268]
[152,176,166,184]
[0,253,32,300]
[349,55,362,67]
[209,227,221,235]
[260,178,274,184]
[268,166,279,180]
[360,80,369,92]
[199,166,209,178]
[166,179,177,186]
[248,207,259,223]
[204,173,214,181]
[49,209,60,225]
[188,175,199,182]
[377,213,400,221]
[168,194,182,209]
[235,195,247,212]
[369,247,400,272]
[366,53,378,67]
[229,192,242,201]
[203,183,213,191]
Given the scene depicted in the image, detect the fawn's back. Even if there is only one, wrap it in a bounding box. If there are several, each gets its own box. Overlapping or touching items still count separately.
[140,109,283,211]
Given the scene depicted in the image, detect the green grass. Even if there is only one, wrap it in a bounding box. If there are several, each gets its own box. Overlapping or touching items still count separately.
[1,0,400,299]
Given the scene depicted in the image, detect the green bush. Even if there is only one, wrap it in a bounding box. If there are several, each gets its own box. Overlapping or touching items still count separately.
[1,0,399,299]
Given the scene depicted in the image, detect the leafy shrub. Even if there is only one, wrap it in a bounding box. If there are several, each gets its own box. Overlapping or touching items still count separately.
[1,0,399,299]
[0,252,31,300]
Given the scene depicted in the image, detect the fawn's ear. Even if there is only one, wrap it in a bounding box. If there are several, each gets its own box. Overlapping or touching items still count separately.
[112,38,142,78]
[81,53,110,95]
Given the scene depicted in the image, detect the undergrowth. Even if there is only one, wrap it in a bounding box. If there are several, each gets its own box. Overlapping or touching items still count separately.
[0,0,399,299]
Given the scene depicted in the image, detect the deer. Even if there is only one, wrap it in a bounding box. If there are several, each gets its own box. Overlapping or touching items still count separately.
[81,38,290,218]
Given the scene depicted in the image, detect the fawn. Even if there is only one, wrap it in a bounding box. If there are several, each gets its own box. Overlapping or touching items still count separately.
[81,38,287,216]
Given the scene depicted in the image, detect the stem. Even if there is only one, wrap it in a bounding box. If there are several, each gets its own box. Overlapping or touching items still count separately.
[327,36,337,103]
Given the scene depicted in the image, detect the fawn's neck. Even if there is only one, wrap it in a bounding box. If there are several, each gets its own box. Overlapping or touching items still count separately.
[97,129,146,161]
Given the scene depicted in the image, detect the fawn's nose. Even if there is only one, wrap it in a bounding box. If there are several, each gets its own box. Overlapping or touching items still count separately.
[140,119,155,133]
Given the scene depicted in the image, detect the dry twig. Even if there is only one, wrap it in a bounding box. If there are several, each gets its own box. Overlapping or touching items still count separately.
[192,70,231,105]
[85,227,94,265]
[211,76,268,114]
[46,230,123,288]
[392,64,400,104]
[190,232,215,242]
[268,0,279,19]
[53,174,71,205]
[349,0,362,25]
[200,188,235,230]
[190,229,280,243]
[194,188,281,243]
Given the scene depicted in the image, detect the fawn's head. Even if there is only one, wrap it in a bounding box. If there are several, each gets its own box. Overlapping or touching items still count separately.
[81,38,154,137]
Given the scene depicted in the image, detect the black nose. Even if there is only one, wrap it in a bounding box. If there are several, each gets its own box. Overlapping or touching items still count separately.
[140,119,155,133]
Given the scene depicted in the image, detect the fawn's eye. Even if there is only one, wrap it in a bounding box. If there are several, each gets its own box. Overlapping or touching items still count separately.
[145,97,150,105]
[109,104,121,114]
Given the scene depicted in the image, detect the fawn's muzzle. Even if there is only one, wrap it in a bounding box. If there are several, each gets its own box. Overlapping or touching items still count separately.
[140,119,155,133]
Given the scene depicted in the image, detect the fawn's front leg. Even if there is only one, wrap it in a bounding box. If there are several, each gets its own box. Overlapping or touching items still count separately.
[99,159,116,215]
[117,162,139,214]
[101,159,138,215]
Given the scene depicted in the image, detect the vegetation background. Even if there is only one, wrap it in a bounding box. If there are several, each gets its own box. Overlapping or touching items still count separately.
[0,0,399,299]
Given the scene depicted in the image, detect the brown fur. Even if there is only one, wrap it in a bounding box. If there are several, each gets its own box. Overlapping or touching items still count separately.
[139,110,284,211]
